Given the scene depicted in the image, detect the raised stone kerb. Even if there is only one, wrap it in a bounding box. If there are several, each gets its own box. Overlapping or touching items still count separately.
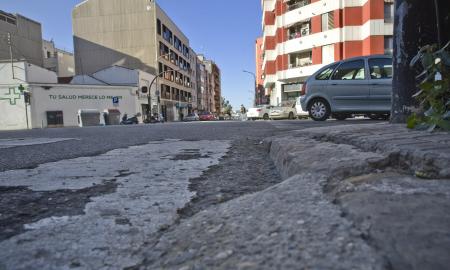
[295,124,450,179]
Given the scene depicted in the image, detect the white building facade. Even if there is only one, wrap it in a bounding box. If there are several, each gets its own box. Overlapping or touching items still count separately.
[260,0,394,106]
[0,62,143,130]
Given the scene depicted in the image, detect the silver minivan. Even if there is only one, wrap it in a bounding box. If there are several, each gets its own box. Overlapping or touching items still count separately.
[300,55,392,121]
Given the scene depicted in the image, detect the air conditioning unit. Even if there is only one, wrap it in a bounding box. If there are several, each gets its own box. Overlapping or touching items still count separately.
[301,26,310,36]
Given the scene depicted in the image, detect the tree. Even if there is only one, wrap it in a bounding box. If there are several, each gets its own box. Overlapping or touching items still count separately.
[391,0,450,123]
[221,97,233,116]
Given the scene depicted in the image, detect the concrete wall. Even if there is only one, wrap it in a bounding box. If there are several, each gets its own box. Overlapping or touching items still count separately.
[26,63,58,83]
[0,84,30,130]
[91,65,156,112]
[73,0,158,75]
[43,39,75,77]
[28,84,139,128]
[0,61,57,85]
[0,12,43,67]
[42,39,57,71]
[56,49,75,77]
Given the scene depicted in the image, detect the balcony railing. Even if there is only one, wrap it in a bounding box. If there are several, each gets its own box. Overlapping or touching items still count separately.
[287,0,310,11]
[289,59,313,69]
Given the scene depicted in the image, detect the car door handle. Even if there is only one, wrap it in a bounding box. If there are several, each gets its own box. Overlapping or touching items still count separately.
[331,83,338,86]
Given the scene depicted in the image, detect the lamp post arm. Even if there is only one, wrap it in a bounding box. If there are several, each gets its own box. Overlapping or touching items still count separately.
[147,69,182,116]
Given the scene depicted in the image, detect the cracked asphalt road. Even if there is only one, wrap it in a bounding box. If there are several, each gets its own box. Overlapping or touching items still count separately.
[0,120,386,270]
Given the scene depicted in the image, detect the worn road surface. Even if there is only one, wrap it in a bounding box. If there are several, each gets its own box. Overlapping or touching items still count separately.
[5,119,438,270]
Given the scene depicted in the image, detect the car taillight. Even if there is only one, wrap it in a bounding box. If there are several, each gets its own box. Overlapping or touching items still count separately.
[256,109,262,112]
[300,82,307,95]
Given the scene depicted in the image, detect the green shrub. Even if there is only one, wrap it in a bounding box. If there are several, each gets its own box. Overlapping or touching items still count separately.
[408,41,450,131]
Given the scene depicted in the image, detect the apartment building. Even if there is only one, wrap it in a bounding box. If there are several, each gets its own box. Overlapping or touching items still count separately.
[42,39,75,79]
[73,0,197,121]
[0,10,43,67]
[196,56,208,112]
[202,59,221,114]
[211,62,221,114]
[255,37,267,105]
[260,0,394,106]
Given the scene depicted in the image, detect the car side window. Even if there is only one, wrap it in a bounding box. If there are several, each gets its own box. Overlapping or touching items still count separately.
[315,64,338,80]
[332,60,366,80]
[369,58,393,79]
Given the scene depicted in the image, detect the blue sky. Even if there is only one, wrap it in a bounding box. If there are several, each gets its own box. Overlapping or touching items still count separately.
[0,0,262,109]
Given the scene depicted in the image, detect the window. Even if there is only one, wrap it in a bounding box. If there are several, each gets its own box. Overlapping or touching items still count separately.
[384,1,394,23]
[159,42,169,58]
[47,51,51,58]
[321,12,334,32]
[289,51,312,68]
[183,45,190,58]
[158,62,163,76]
[157,19,161,35]
[369,58,393,79]
[384,36,393,55]
[162,25,173,44]
[332,60,366,80]
[316,64,338,80]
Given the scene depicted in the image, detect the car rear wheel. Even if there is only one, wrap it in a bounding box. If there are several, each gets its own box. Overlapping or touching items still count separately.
[308,99,330,121]
[263,114,269,120]
[288,112,295,120]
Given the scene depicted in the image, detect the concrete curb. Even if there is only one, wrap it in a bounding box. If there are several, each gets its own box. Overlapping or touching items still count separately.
[266,123,450,270]
[276,123,450,179]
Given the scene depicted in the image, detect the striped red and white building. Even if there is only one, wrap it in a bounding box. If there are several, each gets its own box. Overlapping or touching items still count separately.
[259,0,394,106]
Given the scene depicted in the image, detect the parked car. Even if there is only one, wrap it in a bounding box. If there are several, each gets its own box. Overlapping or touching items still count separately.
[247,105,274,120]
[184,113,199,122]
[199,112,216,121]
[300,55,392,121]
[269,104,297,120]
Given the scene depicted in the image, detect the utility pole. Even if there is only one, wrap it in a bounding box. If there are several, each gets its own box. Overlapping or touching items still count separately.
[7,33,15,79]
[391,0,445,123]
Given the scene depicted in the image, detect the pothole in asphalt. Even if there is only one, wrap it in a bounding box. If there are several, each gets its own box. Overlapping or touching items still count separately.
[0,180,117,241]
[177,138,282,218]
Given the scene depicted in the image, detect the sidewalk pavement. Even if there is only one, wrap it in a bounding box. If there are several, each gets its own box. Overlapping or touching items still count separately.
[268,123,450,270]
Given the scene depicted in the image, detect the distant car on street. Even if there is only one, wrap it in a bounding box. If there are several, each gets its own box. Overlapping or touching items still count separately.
[199,112,216,121]
[269,105,297,120]
[184,113,199,122]
[300,55,392,121]
[247,105,274,120]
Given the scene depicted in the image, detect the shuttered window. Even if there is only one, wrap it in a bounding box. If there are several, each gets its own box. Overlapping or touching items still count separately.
[321,12,334,32]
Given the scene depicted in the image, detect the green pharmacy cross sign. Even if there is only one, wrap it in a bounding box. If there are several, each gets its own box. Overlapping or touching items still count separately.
[0,87,22,105]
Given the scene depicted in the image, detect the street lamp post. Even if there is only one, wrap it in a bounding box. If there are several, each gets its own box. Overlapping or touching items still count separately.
[147,68,182,121]
[243,70,257,107]
[147,53,172,121]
